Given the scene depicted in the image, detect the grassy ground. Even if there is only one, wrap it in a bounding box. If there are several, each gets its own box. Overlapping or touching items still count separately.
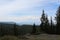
[0,34,60,40]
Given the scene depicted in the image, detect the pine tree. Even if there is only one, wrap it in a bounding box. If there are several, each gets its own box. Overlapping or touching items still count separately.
[55,6,60,34]
[40,10,49,33]
[40,10,46,32]
[14,23,18,36]
[31,24,36,34]
[50,16,54,33]
[41,10,46,24]
[51,17,53,29]
[0,24,4,36]
[44,15,50,33]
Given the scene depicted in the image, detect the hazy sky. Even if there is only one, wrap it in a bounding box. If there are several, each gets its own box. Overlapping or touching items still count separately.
[0,0,60,25]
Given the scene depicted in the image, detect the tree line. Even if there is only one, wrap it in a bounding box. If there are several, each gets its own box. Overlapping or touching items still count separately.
[32,6,60,35]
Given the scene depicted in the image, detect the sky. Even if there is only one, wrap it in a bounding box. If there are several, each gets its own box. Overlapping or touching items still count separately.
[0,0,60,25]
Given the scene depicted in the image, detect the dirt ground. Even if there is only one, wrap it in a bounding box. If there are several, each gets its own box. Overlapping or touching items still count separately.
[24,34,60,40]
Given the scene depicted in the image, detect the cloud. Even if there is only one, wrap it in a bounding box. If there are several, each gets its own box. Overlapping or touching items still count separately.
[0,15,40,22]
[0,0,41,14]
[0,15,40,25]
[0,0,58,15]
[0,0,59,24]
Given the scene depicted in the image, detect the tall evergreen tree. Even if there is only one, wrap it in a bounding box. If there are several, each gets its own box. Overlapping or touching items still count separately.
[50,16,54,33]
[40,10,46,32]
[50,17,53,29]
[44,15,50,33]
[55,6,60,34]
[31,23,36,34]
[40,10,49,33]
[0,24,4,36]
[40,10,46,24]
[14,23,18,36]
